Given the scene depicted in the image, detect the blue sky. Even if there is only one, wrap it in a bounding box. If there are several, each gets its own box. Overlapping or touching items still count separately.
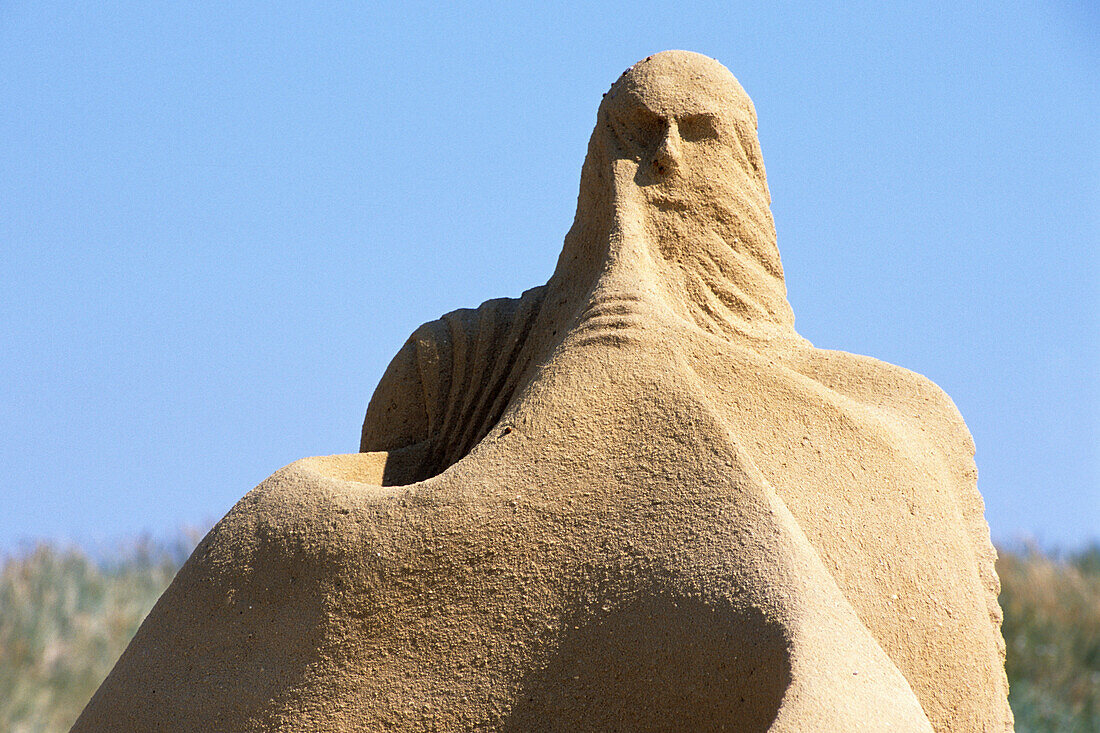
[1,2,1096,550]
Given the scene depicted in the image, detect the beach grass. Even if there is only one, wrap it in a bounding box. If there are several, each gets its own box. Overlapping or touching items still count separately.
[0,536,194,733]
[999,544,1100,732]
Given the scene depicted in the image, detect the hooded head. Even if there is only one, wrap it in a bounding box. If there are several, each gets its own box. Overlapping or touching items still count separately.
[548,51,797,345]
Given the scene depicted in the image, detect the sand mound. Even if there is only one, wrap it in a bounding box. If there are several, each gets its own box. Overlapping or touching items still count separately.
[73,51,1011,732]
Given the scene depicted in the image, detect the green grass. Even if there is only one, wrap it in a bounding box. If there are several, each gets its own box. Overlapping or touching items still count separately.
[999,545,1100,732]
[0,537,194,733]
[1,537,1097,732]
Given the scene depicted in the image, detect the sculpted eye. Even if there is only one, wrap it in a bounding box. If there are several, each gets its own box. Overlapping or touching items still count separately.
[625,106,663,149]
[679,113,719,142]
[609,101,663,155]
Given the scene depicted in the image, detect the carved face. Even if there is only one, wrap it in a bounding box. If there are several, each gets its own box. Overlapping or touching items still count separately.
[599,52,768,202]
[553,51,791,344]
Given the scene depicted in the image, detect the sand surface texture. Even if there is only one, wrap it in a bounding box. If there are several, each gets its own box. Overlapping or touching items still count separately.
[73,51,1011,732]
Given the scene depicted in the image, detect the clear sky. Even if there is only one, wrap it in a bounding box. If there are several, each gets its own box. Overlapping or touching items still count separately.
[2,2,1097,551]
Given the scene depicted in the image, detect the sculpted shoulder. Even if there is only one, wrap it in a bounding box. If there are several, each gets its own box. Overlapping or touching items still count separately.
[781,344,976,461]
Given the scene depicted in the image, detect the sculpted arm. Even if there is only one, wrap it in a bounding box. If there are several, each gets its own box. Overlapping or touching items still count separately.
[361,336,429,452]
[357,332,435,485]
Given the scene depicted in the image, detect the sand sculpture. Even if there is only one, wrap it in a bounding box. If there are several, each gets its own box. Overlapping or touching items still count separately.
[73,51,1012,731]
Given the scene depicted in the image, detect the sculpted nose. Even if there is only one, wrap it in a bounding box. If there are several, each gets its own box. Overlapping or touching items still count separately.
[586,157,670,310]
[652,118,681,178]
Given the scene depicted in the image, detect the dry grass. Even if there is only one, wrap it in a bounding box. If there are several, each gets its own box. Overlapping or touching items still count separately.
[0,538,192,733]
[998,544,1100,732]
[1,537,1096,732]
